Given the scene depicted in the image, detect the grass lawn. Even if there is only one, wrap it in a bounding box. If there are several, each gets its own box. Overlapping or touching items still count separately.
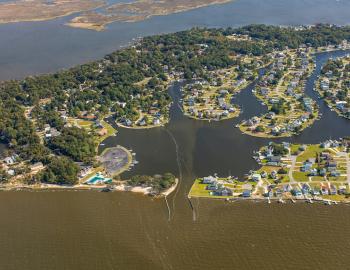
[328,176,347,182]
[296,145,323,162]
[96,119,117,145]
[257,166,281,174]
[322,194,346,201]
[310,176,325,182]
[189,179,211,197]
[292,171,309,182]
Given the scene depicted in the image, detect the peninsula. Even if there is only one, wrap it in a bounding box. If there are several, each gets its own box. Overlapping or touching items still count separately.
[1,24,350,190]
[239,47,319,138]
[316,54,350,119]
[189,138,350,204]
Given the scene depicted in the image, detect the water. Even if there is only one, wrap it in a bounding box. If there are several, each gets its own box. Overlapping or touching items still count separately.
[1,1,350,269]
[0,191,349,270]
[1,0,350,80]
[104,50,350,180]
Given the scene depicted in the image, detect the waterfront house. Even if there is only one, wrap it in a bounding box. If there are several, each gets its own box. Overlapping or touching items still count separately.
[207,182,220,191]
[271,126,281,135]
[260,88,269,96]
[202,176,217,184]
[242,190,251,198]
[321,186,329,195]
[269,98,280,104]
[275,188,283,196]
[311,188,321,196]
[299,145,307,151]
[267,156,281,163]
[153,118,161,125]
[4,156,16,165]
[215,188,233,197]
[260,171,267,178]
[251,174,261,182]
[291,189,302,196]
[97,128,108,136]
[329,185,337,195]
[265,112,275,119]
[302,184,310,194]
[7,169,15,176]
[320,141,331,149]
[338,185,347,195]
[266,190,274,198]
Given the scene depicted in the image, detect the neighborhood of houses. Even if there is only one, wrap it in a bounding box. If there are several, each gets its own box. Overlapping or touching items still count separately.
[181,55,261,121]
[189,138,350,204]
[316,55,350,119]
[239,47,318,138]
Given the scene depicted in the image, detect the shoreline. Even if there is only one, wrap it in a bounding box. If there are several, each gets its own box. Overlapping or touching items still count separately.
[188,194,350,204]
[116,120,168,130]
[98,145,133,177]
[183,108,241,122]
[65,0,234,31]
[0,178,179,197]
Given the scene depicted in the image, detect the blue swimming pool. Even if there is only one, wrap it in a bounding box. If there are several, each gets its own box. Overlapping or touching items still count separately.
[86,173,112,185]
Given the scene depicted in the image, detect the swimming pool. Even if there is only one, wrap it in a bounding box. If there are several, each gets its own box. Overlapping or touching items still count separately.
[85,173,112,185]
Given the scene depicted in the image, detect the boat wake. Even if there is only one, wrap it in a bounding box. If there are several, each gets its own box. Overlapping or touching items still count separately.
[164,127,183,221]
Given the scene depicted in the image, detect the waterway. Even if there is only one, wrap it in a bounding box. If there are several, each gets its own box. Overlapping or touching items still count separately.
[1,50,346,270]
[1,1,350,268]
[1,0,350,81]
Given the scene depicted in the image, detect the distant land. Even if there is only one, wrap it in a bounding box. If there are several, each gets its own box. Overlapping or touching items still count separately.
[0,0,234,31]
[67,0,234,31]
[0,0,105,24]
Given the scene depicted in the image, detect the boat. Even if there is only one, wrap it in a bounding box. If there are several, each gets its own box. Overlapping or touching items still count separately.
[100,187,112,192]
[324,200,331,205]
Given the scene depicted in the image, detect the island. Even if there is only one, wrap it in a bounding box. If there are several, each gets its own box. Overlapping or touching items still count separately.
[189,138,350,204]
[1,24,350,191]
[0,0,105,24]
[66,0,234,31]
[316,54,350,119]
